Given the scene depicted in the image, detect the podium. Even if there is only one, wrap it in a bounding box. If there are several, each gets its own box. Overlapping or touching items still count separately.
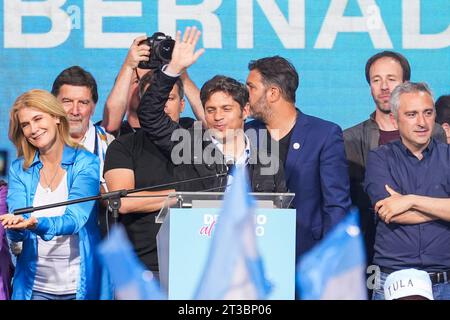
[156,192,296,300]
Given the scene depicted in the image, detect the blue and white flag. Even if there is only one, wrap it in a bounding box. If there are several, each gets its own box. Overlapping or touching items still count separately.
[194,165,272,300]
[98,225,165,300]
[297,208,367,300]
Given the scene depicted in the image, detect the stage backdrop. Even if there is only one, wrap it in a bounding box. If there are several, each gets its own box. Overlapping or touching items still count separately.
[0,0,449,178]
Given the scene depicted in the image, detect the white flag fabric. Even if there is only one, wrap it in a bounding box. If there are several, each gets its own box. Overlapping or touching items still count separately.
[98,225,165,300]
[297,209,367,300]
[194,165,272,300]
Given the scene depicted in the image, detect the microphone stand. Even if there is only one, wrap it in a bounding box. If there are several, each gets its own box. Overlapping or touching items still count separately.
[12,173,228,227]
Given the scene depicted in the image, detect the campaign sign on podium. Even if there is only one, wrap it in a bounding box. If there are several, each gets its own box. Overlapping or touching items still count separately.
[156,192,296,300]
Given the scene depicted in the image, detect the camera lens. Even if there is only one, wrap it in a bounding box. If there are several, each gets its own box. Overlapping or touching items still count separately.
[157,39,175,61]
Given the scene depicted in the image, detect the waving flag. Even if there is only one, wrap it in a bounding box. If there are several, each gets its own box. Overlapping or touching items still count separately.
[98,224,165,300]
[297,208,367,300]
[194,165,272,299]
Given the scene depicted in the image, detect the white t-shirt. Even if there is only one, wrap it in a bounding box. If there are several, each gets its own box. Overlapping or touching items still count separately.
[32,172,80,295]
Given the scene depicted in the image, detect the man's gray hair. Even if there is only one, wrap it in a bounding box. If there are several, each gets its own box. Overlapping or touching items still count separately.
[390,82,434,119]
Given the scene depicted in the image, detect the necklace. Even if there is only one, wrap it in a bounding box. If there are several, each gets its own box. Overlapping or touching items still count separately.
[41,166,59,193]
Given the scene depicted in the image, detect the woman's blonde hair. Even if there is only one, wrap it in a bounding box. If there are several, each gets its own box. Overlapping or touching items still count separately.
[9,89,78,169]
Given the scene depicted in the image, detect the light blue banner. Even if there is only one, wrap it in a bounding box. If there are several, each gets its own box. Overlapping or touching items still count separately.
[1,0,449,176]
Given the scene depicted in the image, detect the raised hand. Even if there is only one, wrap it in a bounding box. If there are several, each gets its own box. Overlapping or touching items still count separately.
[166,26,205,75]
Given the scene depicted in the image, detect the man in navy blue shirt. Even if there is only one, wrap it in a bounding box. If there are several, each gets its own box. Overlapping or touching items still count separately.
[365,82,450,300]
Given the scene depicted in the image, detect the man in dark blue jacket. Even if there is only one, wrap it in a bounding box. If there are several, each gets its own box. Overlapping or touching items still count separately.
[245,56,351,261]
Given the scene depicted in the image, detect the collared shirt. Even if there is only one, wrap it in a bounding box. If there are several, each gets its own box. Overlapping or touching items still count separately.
[210,134,251,166]
[210,134,251,187]
[364,139,450,272]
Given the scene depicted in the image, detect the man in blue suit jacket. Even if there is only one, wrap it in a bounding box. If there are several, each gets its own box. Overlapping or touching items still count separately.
[245,56,351,260]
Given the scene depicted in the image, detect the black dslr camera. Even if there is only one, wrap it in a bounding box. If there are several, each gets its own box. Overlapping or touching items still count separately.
[138,32,175,69]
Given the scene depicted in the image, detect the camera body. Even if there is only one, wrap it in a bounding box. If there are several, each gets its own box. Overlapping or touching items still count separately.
[138,32,175,69]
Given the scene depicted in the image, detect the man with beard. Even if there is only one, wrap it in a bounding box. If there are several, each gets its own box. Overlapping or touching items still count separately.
[245,56,351,265]
[343,51,445,266]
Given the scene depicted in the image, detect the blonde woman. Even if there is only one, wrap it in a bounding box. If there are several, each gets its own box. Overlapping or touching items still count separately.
[0,89,111,300]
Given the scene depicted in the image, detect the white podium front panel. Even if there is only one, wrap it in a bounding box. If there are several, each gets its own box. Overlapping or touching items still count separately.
[158,207,296,300]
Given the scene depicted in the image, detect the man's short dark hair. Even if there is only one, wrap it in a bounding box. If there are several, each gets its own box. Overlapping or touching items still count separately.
[436,95,450,125]
[138,70,184,100]
[248,56,298,103]
[365,51,411,84]
[51,66,98,103]
[200,75,248,110]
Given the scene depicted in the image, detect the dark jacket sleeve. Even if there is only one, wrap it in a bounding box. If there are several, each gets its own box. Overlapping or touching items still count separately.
[137,69,181,154]
[343,124,366,184]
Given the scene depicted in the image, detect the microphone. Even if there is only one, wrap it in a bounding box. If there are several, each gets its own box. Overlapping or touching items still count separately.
[12,172,227,216]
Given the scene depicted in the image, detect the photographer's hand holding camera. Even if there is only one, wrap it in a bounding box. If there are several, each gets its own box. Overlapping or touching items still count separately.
[102,35,151,136]
[125,35,152,70]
